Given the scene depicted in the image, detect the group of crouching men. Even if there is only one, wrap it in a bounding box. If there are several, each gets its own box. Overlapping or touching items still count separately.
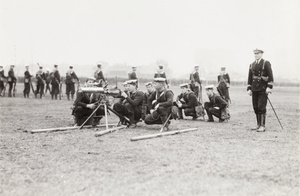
[72,77,229,130]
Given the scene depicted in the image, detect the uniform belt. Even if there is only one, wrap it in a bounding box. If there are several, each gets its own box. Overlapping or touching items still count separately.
[253,75,268,81]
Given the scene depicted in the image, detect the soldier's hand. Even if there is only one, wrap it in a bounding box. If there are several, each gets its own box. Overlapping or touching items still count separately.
[247,90,252,96]
[154,103,160,110]
[87,104,96,110]
[150,109,155,114]
[266,87,272,94]
[152,100,157,105]
[121,91,128,98]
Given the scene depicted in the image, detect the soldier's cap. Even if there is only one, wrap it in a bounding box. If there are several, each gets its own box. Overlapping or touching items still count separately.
[10,65,15,67]
[123,81,128,86]
[54,64,58,68]
[126,79,138,85]
[39,65,43,68]
[221,67,226,71]
[153,77,166,82]
[0,65,3,67]
[132,66,137,68]
[205,85,214,90]
[86,76,96,81]
[145,82,152,86]
[25,65,29,67]
[69,66,73,68]
[158,65,163,69]
[180,83,190,88]
[194,65,199,68]
[253,48,264,53]
[97,64,101,67]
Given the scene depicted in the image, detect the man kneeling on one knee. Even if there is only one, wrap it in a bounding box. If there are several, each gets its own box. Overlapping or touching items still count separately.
[144,78,174,127]
[176,83,199,120]
[204,85,228,122]
[113,80,144,128]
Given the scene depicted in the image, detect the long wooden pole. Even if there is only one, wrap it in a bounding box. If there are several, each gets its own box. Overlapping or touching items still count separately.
[29,123,118,134]
[94,125,127,137]
[130,128,198,141]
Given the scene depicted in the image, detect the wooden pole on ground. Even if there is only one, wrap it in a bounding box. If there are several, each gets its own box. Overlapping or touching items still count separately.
[29,124,118,134]
[130,128,198,141]
[95,125,127,137]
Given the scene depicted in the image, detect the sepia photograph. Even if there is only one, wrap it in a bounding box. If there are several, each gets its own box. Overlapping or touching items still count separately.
[0,0,299,195]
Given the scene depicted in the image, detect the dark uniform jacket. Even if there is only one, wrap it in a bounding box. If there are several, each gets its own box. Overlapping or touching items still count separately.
[36,70,46,84]
[74,92,99,108]
[128,71,137,80]
[94,69,105,81]
[218,73,230,84]
[177,91,198,109]
[123,90,144,110]
[154,71,168,85]
[24,71,32,83]
[190,71,201,85]
[247,59,274,92]
[8,69,16,83]
[66,71,79,84]
[52,70,60,85]
[208,94,227,110]
[147,89,174,110]
[0,70,6,81]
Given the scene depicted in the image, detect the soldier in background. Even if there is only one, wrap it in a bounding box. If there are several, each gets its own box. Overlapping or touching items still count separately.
[7,65,17,97]
[35,65,46,99]
[51,64,60,99]
[154,65,168,87]
[190,65,202,103]
[144,78,174,129]
[247,49,274,132]
[0,65,7,96]
[128,66,137,80]
[175,83,199,120]
[141,82,155,120]
[217,67,231,103]
[113,80,144,128]
[45,68,51,94]
[65,66,79,101]
[23,65,32,98]
[94,64,106,87]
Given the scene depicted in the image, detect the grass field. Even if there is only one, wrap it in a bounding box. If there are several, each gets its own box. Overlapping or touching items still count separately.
[0,85,299,196]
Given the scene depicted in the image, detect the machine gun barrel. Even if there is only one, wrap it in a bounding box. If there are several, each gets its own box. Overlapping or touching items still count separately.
[81,87,121,97]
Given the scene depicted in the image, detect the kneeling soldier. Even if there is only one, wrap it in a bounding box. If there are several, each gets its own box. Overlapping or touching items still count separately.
[72,77,105,126]
[176,83,199,120]
[141,82,155,120]
[144,78,174,127]
[113,79,144,128]
[204,85,228,122]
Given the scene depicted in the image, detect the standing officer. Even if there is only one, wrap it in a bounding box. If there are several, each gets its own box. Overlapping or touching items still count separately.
[247,49,274,132]
[190,65,202,103]
[204,85,228,122]
[113,80,144,128]
[144,78,174,129]
[7,65,17,97]
[128,66,138,80]
[23,65,32,98]
[35,65,46,98]
[51,64,60,99]
[176,83,199,120]
[154,65,168,87]
[65,66,79,101]
[141,82,155,120]
[94,64,107,87]
[0,65,7,96]
[217,67,231,103]
[44,68,51,94]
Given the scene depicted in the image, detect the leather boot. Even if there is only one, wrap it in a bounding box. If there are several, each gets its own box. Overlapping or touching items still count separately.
[71,94,74,101]
[178,109,184,119]
[251,114,261,130]
[257,114,266,132]
[67,94,70,101]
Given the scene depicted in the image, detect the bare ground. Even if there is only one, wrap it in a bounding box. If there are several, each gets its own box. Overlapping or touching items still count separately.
[0,86,299,196]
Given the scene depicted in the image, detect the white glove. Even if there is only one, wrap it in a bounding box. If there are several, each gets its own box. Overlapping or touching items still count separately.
[266,87,272,94]
[177,101,182,108]
[121,91,128,98]
[152,100,157,105]
[213,107,220,110]
[87,104,96,110]
[247,90,252,96]
[154,103,160,110]
[150,109,155,114]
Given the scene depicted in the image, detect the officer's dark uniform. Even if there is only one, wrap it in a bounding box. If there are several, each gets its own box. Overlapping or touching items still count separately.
[128,71,137,80]
[141,91,153,120]
[204,92,227,122]
[94,67,105,87]
[65,69,79,100]
[35,70,46,98]
[7,67,17,97]
[45,72,51,93]
[190,70,202,101]
[144,88,174,125]
[113,87,144,126]
[23,69,32,98]
[154,67,168,86]
[177,91,199,120]
[73,91,105,126]
[51,68,60,99]
[0,68,7,96]
[217,72,231,103]
[247,58,273,130]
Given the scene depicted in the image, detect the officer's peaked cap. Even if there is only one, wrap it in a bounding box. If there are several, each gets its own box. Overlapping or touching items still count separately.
[205,85,214,90]
[126,79,138,85]
[145,82,152,86]
[154,77,166,82]
[253,48,264,53]
[180,83,190,88]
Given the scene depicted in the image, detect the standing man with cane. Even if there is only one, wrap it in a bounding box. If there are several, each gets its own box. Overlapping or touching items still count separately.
[247,48,274,132]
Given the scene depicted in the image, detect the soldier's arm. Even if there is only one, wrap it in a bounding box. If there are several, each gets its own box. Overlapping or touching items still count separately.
[158,90,173,107]
[74,92,88,108]
[226,74,230,84]
[99,71,105,80]
[265,61,274,89]
[147,91,156,109]
[247,65,253,91]
[126,91,144,107]
[216,96,227,110]
[186,94,198,109]
[195,72,201,84]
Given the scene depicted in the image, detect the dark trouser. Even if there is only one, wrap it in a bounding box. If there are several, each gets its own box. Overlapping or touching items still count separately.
[73,106,105,125]
[144,106,171,125]
[179,108,196,119]
[252,91,267,114]
[51,83,59,99]
[204,102,221,120]
[66,83,75,100]
[113,102,141,123]
[0,81,4,96]
[36,83,44,98]
[8,82,13,97]
[23,83,30,97]
[45,83,51,93]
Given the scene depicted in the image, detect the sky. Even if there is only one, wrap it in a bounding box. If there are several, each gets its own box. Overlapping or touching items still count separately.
[0,0,299,80]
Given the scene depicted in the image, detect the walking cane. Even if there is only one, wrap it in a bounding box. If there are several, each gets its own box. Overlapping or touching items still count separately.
[267,96,284,130]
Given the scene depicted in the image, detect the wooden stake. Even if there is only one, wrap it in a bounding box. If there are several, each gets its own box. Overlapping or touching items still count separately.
[130,128,198,141]
[29,124,118,134]
[94,125,127,137]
